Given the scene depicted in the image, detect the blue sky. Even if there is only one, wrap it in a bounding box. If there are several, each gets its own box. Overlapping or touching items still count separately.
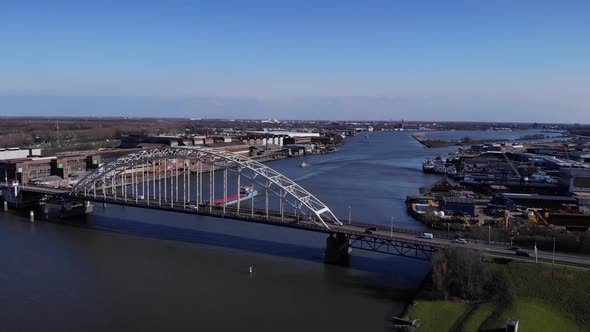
[1,1,589,121]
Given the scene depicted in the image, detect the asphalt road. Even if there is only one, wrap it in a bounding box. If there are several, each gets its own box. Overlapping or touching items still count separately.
[341,224,590,268]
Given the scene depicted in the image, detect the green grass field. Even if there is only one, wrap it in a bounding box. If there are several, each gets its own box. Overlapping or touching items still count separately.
[459,303,494,332]
[412,300,583,332]
[411,301,469,332]
[481,299,584,332]
[409,260,590,332]
[500,262,590,326]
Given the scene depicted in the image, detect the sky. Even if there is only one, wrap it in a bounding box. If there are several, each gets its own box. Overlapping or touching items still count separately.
[1,0,589,122]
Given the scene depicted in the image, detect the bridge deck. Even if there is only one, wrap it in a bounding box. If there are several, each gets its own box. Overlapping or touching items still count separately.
[73,194,443,260]
[1,184,440,259]
[4,184,590,267]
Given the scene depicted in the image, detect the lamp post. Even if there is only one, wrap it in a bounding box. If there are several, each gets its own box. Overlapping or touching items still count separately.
[552,236,556,266]
[390,216,394,237]
[348,205,351,225]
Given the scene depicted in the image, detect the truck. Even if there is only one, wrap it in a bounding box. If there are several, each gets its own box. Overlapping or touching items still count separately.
[421,233,434,239]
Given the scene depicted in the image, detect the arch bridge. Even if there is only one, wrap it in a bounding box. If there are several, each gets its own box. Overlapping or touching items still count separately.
[29,146,440,263]
[72,146,342,229]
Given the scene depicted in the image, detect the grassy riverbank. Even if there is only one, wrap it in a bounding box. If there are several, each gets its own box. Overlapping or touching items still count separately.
[408,261,590,331]
[411,133,508,148]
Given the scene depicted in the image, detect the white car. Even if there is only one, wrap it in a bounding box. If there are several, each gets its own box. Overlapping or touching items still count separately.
[453,238,467,244]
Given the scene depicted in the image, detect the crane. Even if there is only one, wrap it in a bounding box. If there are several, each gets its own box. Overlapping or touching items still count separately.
[502,152,524,183]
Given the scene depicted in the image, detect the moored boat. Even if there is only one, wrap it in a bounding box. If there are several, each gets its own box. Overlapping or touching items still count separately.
[422,159,435,173]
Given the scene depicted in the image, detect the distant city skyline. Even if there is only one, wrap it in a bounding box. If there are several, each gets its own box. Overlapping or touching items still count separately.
[1,1,589,122]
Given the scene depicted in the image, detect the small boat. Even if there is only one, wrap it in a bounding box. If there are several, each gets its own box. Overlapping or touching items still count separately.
[300,161,311,168]
[422,159,435,173]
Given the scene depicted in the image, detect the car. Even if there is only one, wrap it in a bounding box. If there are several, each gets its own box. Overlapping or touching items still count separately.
[366,226,378,232]
[515,250,530,257]
[364,229,373,234]
[508,246,521,251]
[453,238,467,244]
[421,233,434,239]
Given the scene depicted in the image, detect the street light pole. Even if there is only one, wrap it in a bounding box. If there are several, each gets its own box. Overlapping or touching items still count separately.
[552,236,556,266]
[348,205,351,225]
[488,222,491,244]
[390,216,394,237]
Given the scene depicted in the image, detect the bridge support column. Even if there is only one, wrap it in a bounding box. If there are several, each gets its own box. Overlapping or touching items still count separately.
[324,233,351,266]
[3,201,7,212]
[84,201,94,214]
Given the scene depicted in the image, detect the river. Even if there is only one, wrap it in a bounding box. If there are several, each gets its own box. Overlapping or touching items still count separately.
[0,131,460,331]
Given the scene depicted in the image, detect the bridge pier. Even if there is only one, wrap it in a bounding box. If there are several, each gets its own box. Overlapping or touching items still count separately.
[3,201,7,212]
[324,233,352,266]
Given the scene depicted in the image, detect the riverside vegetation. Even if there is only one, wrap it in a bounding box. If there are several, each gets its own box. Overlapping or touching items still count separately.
[406,247,590,332]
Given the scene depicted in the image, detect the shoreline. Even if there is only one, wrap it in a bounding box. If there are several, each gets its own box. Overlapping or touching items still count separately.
[411,133,510,148]
[411,132,571,149]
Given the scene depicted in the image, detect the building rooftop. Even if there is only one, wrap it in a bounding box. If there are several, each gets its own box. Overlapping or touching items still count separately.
[0,158,33,163]
[500,193,578,202]
[443,197,475,204]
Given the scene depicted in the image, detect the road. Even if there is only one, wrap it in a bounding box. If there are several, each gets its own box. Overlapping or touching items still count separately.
[364,225,590,268]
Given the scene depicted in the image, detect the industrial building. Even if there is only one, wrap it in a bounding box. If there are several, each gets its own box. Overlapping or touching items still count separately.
[558,168,590,193]
[0,157,53,184]
[500,193,578,210]
[0,147,42,160]
[0,151,103,185]
[441,197,476,216]
[121,133,287,149]
[52,154,91,180]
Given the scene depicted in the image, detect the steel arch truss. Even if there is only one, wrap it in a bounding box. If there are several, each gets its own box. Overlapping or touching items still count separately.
[71,146,341,229]
[347,234,438,260]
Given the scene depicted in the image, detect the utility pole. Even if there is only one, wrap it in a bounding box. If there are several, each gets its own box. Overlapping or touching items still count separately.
[56,120,60,147]
[488,222,491,244]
